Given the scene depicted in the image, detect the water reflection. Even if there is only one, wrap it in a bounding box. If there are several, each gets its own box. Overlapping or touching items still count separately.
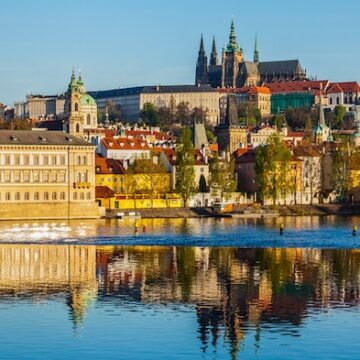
[1,244,360,358]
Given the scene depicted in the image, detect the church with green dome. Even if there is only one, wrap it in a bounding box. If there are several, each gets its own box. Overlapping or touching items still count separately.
[65,69,98,137]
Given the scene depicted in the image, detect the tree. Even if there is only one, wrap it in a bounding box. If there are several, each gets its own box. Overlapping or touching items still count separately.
[199,174,207,193]
[176,127,196,207]
[176,102,191,126]
[206,129,217,143]
[333,105,347,129]
[332,144,352,201]
[190,107,207,124]
[129,158,168,208]
[255,134,292,205]
[209,153,237,202]
[238,102,261,126]
[272,114,284,130]
[140,102,160,127]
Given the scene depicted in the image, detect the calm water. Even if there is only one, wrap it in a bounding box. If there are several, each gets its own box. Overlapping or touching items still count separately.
[1,217,360,359]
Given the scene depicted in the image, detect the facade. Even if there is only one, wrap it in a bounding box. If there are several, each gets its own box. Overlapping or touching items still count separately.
[314,93,332,144]
[326,82,360,112]
[195,20,307,89]
[0,130,99,220]
[14,95,66,121]
[90,85,220,125]
[99,136,151,162]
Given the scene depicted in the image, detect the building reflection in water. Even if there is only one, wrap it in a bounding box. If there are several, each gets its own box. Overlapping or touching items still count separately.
[1,245,360,357]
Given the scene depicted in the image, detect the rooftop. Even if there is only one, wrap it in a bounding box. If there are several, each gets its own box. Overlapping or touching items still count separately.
[0,130,93,146]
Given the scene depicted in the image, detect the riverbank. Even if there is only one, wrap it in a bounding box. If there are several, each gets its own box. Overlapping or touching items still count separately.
[106,204,360,219]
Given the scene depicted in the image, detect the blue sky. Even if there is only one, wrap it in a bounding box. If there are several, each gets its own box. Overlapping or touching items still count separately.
[0,0,359,105]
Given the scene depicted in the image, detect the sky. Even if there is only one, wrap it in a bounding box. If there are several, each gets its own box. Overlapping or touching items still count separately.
[0,0,359,105]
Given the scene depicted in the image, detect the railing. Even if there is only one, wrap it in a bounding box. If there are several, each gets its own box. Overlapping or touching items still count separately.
[73,182,91,189]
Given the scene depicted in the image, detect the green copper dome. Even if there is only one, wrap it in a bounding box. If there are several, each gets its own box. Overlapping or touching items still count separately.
[80,94,96,106]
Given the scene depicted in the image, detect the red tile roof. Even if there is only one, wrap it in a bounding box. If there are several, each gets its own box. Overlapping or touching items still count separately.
[265,80,328,94]
[101,136,150,150]
[95,186,115,199]
[219,85,271,95]
[125,129,172,141]
[327,81,360,94]
[95,156,125,174]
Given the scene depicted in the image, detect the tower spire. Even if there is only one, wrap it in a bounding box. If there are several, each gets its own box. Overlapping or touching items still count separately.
[199,33,205,53]
[210,36,218,66]
[227,19,240,52]
[254,34,259,63]
[195,34,209,85]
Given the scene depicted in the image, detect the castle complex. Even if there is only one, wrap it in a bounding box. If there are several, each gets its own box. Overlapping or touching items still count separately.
[195,20,307,88]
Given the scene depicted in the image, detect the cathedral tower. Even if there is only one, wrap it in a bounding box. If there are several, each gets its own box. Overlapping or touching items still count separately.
[195,34,209,85]
[253,35,259,64]
[210,36,218,66]
[221,20,244,88]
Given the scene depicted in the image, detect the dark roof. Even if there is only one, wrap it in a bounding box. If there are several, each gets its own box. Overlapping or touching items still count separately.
[37,119,64,131]
[89,85,217,99]
[0,130,93,146]
[259,60,304,75]
[240,61,259,76]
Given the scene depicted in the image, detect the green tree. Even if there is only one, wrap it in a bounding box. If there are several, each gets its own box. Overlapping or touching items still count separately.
[332,145,352,201]
[206,129,217,143]
[176,102,191,126]
[140,102,160,127]
[255,134,292,205]
[190,107,207,124]
[176,127,196,207]
[209,153,237,202]
[199,174,207,193]
[238,102,261,126]
[129,158,168,208]
[333,105,347,129]
[272,114,284,130]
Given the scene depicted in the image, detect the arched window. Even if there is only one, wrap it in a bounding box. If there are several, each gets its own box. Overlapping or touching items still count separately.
[86,192,91,200]
[87,114,91,125]
[74,103,78,112]
[60,192,65,200]
[5,192,11,201]
[73,192,78,200]
[24,192,30,200]
[52,192,57,200]
[15,192,20,201]
[34,192,39,201]
[80,192,85,200]
[76,123,80,133]
[44,192,49,200]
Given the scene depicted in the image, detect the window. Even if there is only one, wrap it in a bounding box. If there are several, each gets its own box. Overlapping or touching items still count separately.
[5,155,10,165]
[80,192,85,200]
[86,192,91,200]
[75,103,78,112]
[87,114,91,125]
[24,192,30,200]
[51,173,57,182]
[23,173,30,182]
[5,192,11,201]
[15,192,20,201]
[43,155,49,165]
[4,172,10,182]
[76,123,80,133]
[83,156,87,165]
[33,172,39,182]
[34,192,39,201]
[24,155,30,165]
[52,155,57,165]
[60,173,66,182]
[336,97,340,105]
[77,156,81,165]
[33,155,40,165]
[44,192,49,200]
[73,192,77,200]
[43,172,49,182]
[14,172,20,182]
[52,192,57,200]
[60,156,66,165]
[14,155,20,165]
[60,192,65,200]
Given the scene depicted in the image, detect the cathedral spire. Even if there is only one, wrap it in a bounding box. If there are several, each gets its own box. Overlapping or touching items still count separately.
[195,34,209,85]
[210,36,218,66]
[199,33,205,54]
[254,35,259,63]
[227,19,240,52]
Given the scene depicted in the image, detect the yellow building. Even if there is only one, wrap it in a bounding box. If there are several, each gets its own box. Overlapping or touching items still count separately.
[0,129,99,220]
[95,156,181,209]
